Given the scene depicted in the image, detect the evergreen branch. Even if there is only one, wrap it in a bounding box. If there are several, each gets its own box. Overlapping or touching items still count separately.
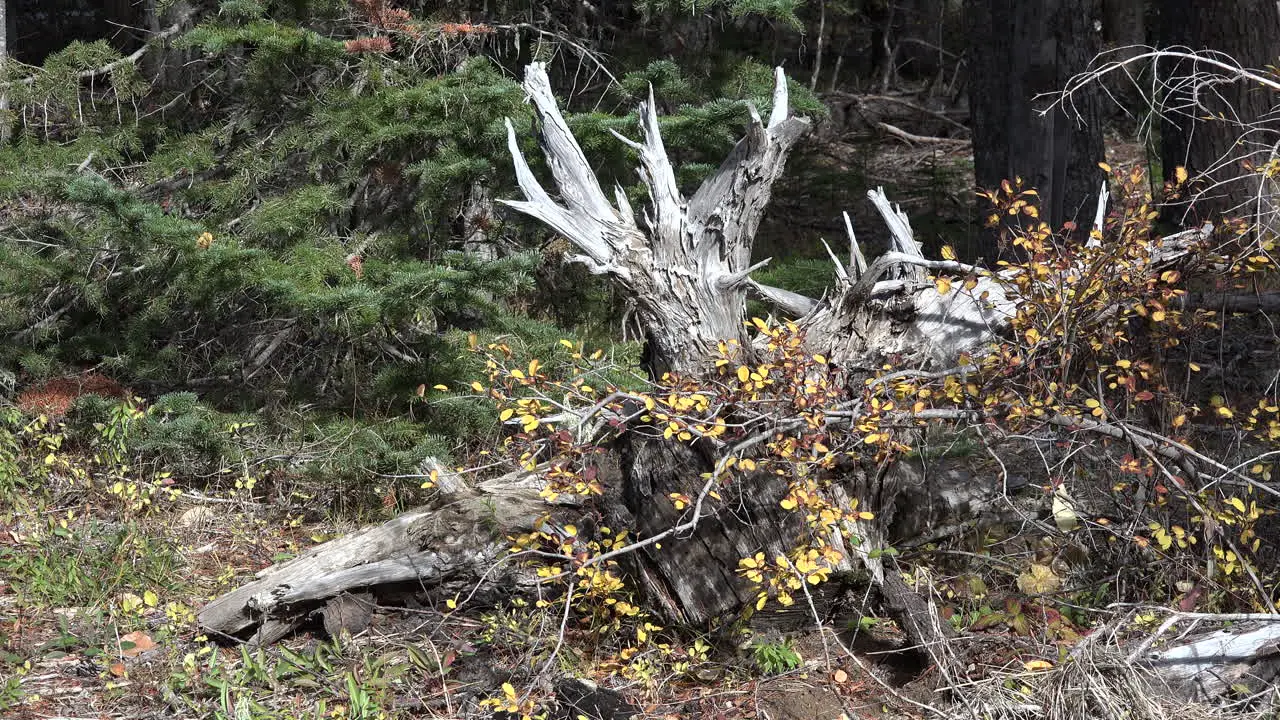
[0,9,195,90]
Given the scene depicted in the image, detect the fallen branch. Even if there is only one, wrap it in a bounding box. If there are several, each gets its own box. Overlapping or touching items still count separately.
[876,121,969,147]
[198,461,552,644]
[858,93,970,133]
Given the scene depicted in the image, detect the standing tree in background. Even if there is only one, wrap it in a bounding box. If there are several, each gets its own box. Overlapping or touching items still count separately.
[965,0,1105,256]
[0,0,8,143]
[1158,0,1280,228]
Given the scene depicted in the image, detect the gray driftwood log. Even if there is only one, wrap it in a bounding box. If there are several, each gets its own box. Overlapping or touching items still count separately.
[1149,620,1280,701]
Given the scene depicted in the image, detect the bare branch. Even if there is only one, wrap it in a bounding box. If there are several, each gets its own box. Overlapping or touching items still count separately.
[842,211,867,279]
[877,121,970,147]
[716,257,772,291]
[821,238,849,284]
[748,280,819,316]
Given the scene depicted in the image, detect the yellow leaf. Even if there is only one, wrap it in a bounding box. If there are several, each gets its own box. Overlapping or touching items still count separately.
[499,408,514,422]
[1228,497,1246,513]
[1217,406,1234,419]
[502,682,517,700]
[1023,660,1054,672]
[780,497,798,510]
[1016,563,1061,595]
[470,381,484,392]
[1025,328,1041,345]
[936,276,952,295]
[737,366,750,383]
[1098,162,1112,173]
[941,245,956,261]
[510,369,526,379]
[1175,166,1188,184]
[813,354,827,364]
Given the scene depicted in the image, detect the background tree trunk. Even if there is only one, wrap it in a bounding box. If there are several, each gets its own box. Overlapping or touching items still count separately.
[0,0,8,143]
[1158,0,1280,229]
[965,0,1105,257]
[1098,0,1149,123]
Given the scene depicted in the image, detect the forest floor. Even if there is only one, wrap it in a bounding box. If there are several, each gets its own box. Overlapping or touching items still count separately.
[2,421,1246,720]
[0,479,933,720]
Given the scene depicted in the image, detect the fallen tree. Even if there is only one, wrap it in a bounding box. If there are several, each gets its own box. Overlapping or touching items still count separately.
[200,63,1276,697]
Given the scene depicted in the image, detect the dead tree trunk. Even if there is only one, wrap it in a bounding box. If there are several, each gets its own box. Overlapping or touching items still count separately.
[201,63,1207,668]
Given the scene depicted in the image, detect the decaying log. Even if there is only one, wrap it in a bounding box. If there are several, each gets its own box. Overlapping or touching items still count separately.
[1149,620,1280,701]
[494,63,975,656]
[202,61,1217,671]
[1178,291,1280,314]
[198,461,553,645]
[197,450,1029,643]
